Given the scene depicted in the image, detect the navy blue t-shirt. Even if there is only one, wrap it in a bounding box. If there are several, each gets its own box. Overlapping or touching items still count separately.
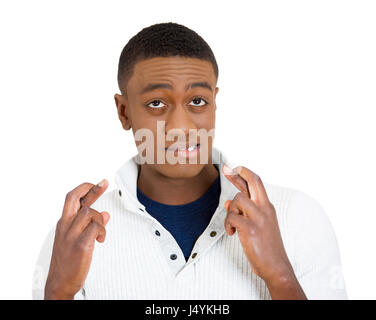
[137,166,221,262]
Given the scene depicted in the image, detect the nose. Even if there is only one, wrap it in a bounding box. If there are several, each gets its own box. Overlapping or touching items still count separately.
[165,104,197,138]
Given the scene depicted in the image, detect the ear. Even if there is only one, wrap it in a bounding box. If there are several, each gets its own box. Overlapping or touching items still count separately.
[114,93,132,130]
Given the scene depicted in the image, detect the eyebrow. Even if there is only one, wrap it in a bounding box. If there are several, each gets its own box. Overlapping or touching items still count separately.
[140,81,213,94]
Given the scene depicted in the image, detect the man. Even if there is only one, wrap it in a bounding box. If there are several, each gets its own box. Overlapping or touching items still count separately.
[32,22,347,300]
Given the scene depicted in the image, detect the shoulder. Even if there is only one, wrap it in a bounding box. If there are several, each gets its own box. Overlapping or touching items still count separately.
[263,181,331,230]
[263,183,347,299]
[264,181,343,266]
[263,182,341,260]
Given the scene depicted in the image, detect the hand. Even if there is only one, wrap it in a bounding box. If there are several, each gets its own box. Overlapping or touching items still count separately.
[222,165,306,299]
[44,179,110,300]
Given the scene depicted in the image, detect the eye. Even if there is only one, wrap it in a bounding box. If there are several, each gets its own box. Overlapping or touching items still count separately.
[146,100,166,109]
[189,97,208,107]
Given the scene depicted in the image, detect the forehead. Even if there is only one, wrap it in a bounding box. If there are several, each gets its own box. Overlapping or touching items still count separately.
[128,56,216,91]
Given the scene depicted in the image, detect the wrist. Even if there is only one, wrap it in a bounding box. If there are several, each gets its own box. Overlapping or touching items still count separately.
[44,281,75,300]
[44,289,74,300]
[265,270,298,291]
[262,262,294,284]
[264,269,307,300]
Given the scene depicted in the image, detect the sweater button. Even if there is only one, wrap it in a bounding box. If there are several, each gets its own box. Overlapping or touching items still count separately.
[210,231,217,237]
[191,252,197,259]
[155,230,160,236]
[170,254,177,260]
[118,190,122,197]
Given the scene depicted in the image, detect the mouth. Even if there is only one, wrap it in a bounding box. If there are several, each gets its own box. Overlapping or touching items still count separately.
[165,143,201,157]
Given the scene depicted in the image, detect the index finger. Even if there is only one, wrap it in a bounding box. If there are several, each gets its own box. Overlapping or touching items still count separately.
[79,179,108,208]
[222,164,250,197]
[62,179,108,220]
[235,166,270,206]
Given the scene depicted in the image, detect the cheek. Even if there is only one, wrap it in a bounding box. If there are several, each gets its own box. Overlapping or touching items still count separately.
[131,123,158,151]
[131,109,158,131]
[196,108,216,127]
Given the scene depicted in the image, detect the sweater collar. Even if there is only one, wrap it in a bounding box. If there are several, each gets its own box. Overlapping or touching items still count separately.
[114,146,238,216]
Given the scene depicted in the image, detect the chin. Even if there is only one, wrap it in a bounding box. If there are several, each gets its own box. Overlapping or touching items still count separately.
[155,162,206,179]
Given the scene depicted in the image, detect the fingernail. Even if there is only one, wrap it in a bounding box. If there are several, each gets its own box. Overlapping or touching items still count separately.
[97,179,106,187]
[223,164,234,175]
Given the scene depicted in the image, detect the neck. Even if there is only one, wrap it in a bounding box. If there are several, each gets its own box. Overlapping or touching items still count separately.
[137,164,219,205]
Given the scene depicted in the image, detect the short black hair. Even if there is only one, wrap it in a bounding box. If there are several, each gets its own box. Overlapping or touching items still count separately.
[117,22,219,95]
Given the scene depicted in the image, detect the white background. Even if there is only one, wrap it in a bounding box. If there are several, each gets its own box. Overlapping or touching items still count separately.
[0,0,375,299]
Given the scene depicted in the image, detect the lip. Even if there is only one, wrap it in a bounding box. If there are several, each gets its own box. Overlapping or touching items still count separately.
[165,143,200,158]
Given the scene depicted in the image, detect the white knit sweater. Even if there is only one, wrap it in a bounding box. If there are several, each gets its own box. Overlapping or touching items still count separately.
[32,146,347,300]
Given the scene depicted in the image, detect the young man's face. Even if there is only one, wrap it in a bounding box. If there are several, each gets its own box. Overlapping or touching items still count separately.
[115,56,219,178]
